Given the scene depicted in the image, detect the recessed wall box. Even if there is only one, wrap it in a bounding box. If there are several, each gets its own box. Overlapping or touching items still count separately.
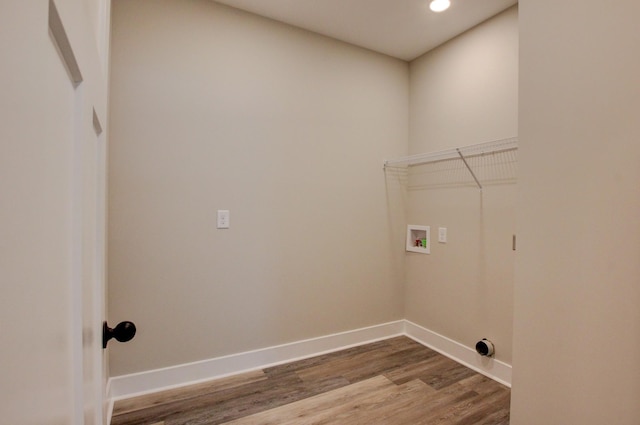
[406,225,430,254]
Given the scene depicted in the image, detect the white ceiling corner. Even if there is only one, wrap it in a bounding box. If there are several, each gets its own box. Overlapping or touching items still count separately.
[212,0,518,61]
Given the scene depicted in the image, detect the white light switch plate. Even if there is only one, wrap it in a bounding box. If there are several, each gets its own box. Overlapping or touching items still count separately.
[438,227,447,243]
[217,210,230,229]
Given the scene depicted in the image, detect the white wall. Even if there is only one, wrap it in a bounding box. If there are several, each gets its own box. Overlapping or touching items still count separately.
[108,0,409,376]
[512,1,640,423]
[409,7,518,154]
[405,6,518,365]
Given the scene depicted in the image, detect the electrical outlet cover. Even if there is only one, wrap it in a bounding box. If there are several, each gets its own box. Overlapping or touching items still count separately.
[438,227,447,243]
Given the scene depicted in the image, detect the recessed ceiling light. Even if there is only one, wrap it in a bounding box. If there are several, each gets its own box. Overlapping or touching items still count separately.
[429,0,451,12]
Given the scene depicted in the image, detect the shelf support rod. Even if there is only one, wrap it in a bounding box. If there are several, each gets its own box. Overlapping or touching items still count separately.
[456,148,482,190]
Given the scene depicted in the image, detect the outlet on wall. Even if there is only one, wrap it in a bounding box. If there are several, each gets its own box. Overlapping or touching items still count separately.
[438,227,447,243]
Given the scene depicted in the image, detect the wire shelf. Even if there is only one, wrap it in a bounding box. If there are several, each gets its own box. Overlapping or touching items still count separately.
[383,137,518,190]
[384,137,518,168]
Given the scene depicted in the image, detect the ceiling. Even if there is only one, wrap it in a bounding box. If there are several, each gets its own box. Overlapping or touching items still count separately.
[213,0,517,61]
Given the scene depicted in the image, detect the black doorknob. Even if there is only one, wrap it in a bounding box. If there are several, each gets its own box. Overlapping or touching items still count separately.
[103,321,136,349]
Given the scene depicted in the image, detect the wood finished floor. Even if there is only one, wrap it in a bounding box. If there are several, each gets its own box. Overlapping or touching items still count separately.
[111,336,510,425]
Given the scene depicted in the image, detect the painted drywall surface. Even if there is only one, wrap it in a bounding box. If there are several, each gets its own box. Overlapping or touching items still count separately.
[409,6,518,154]
[108,0,409,376]
[512,1,640,423]
[404,6,518,365]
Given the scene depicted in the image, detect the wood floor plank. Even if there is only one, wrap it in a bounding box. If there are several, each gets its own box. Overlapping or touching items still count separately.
[263,339,393,378]
[295,339,430,384]
[409,377,510,425]
[165,375,351,425]
[112,370,267,416]
[308,380,434,425]
[220,375,395,424]
[457,373,510,396]
[409,386,480,424]
[446,389,511,425]
[221,377,436,425]
[112,372,306,425]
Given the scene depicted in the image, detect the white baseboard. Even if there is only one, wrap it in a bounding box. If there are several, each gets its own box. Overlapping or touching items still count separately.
[404,320,512,387]
[108,319,511,406]
[108,320,405,400]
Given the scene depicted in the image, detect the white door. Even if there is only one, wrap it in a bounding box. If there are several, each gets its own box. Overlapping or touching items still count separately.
[0,1,107,424]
